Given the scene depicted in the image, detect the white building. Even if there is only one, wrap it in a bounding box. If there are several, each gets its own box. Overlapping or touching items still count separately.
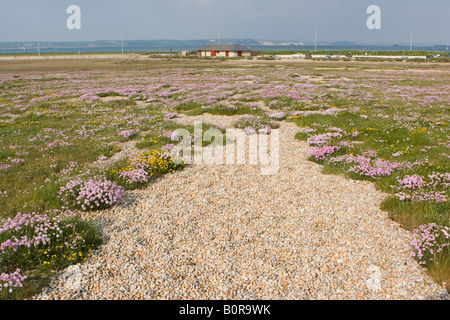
[197,44,257,57]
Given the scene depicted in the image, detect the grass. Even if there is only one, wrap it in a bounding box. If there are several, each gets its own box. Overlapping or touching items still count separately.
[180,102,266,117]
[0,114,118,216]
[0,212,102,300]
[174,101,202,112]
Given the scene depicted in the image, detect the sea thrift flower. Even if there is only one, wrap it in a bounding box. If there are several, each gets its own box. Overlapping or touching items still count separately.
[391,173,449,202]
[162,130,178,140]
[118,168,150,185]
[309,146,341,160]
[395,175,427,190]
[0,208,90,293]
[306,133,340,146]
[59,177,124,211]
[329,155,404,179]
[339,141,354,149]
[244,127,256,135]
[0,164,12,171]
[351,130,360,137]
[118,130,136,139]
[266,111,286,120]
[392,151,404,157]
[410,223,450,265]
[258,125,272,134]
[304,127,318,134]
[80,93,100,101]
[0,269,27,293]
[163,112,179,120]
[7,157,25,164]
[348,159,403,178]
[115,150,185,186]
[162,144,175,157]
[395,191,447,203]
[362,150,378,158]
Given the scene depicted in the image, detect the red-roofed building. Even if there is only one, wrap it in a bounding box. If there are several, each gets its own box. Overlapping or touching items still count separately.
[198,44,258,57]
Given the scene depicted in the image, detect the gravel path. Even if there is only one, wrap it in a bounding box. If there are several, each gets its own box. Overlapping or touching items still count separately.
[33,115,448,300]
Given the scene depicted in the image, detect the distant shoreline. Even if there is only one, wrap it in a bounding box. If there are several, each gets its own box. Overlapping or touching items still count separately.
[0,48,448,58]
[0,52,446,62]
[0,53,146,60]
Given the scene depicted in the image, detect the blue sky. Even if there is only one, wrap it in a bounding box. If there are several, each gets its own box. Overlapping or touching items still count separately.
[0,0,449,44]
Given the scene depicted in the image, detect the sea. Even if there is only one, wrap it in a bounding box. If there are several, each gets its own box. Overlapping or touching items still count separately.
[0,43,448,55]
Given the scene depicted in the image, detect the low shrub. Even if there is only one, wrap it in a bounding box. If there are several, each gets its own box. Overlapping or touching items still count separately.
[58,177,125,211]
[110,150,185,189]
[410,223,449,266]
[0,208,101,299]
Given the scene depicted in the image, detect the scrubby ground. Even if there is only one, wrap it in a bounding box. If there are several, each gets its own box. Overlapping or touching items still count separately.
[0,58,448,299]
[35,117,447,300]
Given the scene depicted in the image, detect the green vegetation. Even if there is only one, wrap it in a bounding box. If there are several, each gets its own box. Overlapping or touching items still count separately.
[1,60,448,298]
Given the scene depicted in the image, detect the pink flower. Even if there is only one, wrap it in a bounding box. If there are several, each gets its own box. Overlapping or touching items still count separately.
[309,146,341,160]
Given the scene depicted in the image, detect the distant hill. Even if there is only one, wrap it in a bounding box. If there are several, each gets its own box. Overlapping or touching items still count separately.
[0,38,261,49]
[0,39,445,54]
[328,41,359,46]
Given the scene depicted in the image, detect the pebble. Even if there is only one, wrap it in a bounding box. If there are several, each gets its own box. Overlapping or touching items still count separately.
[33,115,448,300]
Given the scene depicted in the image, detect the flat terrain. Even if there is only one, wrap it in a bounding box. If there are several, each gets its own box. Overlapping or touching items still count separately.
[0,55,448,300]
[36,117,447,299]
[1,54,449,73]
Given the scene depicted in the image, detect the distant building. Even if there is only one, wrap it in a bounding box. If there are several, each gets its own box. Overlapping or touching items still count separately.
[197,44,258,57]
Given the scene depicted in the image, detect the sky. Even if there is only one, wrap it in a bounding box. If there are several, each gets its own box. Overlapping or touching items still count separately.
[0,0,449,45]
